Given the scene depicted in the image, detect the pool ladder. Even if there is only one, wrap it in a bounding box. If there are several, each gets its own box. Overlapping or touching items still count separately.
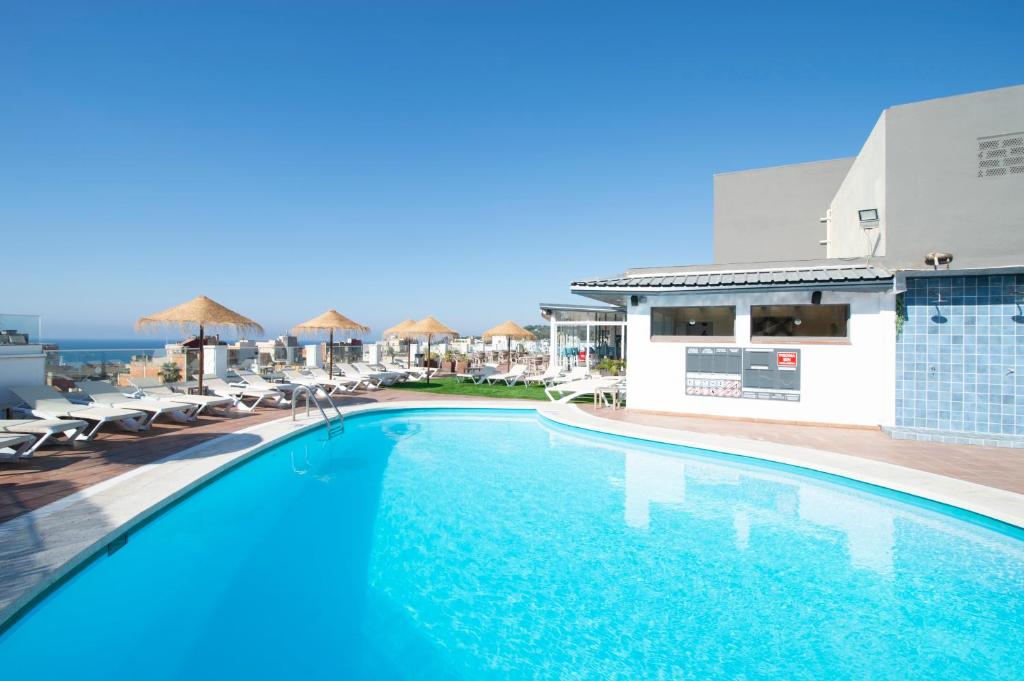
[291,385,345,438]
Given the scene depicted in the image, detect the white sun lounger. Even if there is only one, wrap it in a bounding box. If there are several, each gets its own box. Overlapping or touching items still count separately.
[485,365,528,386]
[307,368,367,393]
[354,362,403,385]
[338,364,388,388]
[550,366,591,385]
[129,377,236,416]
[383,363,437,381]
[11,385,147,441]
[76,380,198,426]
[0,418,89,457]
[523,366,565,387]
[455,365,498,384]
[204,377,287,411]
[231,370,301,398]
[326,365,380,390]
[0,433,35,459]
[544,377,623,404]
[282,369,336,397]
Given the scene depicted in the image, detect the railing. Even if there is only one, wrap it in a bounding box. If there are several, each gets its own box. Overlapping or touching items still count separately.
[44,347,168,391]
[41,344,311,391]
[291,385,344,437]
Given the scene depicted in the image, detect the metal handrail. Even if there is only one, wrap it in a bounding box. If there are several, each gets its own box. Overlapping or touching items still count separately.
[290,385,345,436]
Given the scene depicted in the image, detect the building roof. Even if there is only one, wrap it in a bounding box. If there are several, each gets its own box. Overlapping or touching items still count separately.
[539,302,626,313]
[571,260,893,293]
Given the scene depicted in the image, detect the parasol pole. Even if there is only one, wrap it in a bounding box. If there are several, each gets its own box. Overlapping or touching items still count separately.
[329,329,334,379]
[198,323,205,395]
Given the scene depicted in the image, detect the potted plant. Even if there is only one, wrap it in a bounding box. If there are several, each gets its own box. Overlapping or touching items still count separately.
[158,362,182,384]
[596,359,625,376]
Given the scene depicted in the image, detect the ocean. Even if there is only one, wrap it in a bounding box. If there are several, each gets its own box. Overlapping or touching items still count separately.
[43,339,171,364]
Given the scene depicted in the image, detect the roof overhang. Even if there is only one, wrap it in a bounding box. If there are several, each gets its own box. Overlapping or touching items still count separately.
[571,263,893,301]
[538,302,625,313]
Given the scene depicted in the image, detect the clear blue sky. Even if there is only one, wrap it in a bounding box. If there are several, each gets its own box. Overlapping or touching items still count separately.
[3,1,1022,339]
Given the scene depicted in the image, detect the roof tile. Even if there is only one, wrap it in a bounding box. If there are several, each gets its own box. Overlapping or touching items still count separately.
[571,263,892,291]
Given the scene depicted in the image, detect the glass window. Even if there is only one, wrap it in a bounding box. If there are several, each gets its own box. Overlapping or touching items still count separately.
[651,306,735,338]
[550,309,625,322]
[750,304,849,338]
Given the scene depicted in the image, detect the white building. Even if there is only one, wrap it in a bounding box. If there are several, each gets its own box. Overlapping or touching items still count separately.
[573,263,895,426]
[569,85,1024,434]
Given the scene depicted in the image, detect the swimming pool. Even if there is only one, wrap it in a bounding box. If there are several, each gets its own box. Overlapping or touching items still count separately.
[1,408,1021,679]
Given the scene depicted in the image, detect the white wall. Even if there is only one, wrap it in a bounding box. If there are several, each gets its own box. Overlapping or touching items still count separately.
[202,345,228,378]
[828,112,887,259]
[625,290,895,427]
[305,344,323,368]
[714,157,854,263]
[883,85,1024,269]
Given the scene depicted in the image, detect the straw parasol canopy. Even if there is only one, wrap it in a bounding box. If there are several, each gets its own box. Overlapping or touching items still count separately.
[136,295,263,394]
[483,321,536,370]
[291,309,369,379]
[407,316,458,384]
[381,319,419,367]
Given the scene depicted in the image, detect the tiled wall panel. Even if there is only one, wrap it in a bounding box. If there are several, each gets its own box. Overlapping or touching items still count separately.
[895,274,1023,436]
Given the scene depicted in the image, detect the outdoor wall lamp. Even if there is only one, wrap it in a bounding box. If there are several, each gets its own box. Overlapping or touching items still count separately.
[858,208,879,223]
[924,251,954,269]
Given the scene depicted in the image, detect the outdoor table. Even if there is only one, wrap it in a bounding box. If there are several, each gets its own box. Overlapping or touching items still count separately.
[593,385,621,410]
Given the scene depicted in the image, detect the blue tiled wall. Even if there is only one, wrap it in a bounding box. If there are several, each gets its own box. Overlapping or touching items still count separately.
[895,273,1023,437]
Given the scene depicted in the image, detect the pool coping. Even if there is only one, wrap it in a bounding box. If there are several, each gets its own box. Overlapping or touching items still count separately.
[1,399,1022,631]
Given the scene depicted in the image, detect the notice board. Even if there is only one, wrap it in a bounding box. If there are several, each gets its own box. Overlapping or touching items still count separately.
[685,346,800,401]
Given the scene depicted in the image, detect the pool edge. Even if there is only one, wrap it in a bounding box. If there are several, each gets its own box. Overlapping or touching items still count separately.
[541,405,1024,531]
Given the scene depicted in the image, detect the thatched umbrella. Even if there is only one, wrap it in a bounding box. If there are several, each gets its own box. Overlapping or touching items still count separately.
[291,309,369,379]
[483,320,536,371]
[382,319,418,368]
[407,316,458,384]
[136,295,263,395]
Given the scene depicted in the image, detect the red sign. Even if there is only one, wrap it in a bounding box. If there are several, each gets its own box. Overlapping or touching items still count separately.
[578,350,587,362]
[777,351,798,368]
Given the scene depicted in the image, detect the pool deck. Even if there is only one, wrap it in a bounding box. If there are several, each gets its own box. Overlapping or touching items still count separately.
[0,390,479,524]
[2,392,1023,629]
[580,406,1024,496]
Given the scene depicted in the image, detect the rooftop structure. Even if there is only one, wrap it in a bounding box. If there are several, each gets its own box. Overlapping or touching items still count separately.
[568,85,1024,442]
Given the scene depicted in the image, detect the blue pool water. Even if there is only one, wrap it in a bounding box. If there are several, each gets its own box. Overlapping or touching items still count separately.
[1,409,1022,679]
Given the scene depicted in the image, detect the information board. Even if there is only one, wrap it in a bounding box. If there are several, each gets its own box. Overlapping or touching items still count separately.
[684,347,742,398]
[685,346,800,402]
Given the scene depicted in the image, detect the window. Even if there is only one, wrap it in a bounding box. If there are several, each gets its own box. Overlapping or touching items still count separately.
[651,306,735,339]
[750,304,849,339]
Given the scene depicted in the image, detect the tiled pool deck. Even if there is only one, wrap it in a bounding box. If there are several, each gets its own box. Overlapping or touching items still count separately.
[0,390,481,524]
[582,406,1024,495]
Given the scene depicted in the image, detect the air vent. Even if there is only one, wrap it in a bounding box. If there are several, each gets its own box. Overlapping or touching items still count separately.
[978,132,1024,178]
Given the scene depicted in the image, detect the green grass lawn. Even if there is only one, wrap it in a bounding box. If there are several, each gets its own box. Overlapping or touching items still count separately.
[387,376,550,400]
